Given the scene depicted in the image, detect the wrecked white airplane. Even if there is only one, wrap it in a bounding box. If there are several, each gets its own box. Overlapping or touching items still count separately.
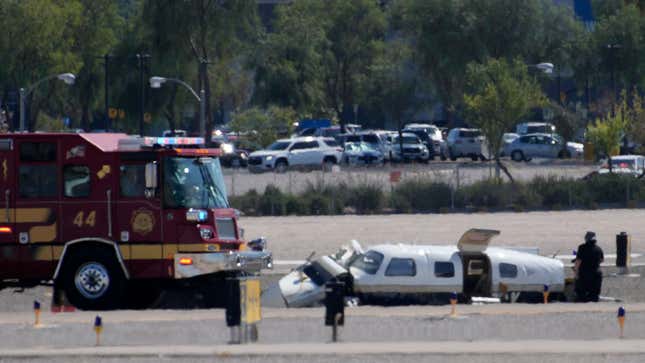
[269,229,567,307]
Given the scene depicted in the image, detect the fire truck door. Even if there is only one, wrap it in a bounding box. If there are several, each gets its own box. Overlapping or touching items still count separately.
[116,162,163,278]
[60,159,113,243]
[0,146,17,278]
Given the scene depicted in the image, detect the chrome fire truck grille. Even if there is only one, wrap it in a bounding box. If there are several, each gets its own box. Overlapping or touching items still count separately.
[216,218,236,240]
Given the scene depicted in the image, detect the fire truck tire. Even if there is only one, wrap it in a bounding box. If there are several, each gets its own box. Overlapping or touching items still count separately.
[61,250,125,310]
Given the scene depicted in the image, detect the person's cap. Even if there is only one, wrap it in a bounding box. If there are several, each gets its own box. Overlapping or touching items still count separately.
[585,231,596,241]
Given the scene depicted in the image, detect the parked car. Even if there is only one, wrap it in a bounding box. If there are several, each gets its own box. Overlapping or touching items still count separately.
[270,229,566,307]
[343,141,384,165]
[504,133,583,162]
[390,132,431,162]
[499,133,520,157]
[404,123,444,158]
[339,131,392,162]
[210,137,249,168]
[598,155,645,177]
[443,128,486,161]
[247,136,343,173]
[515,122,555,135]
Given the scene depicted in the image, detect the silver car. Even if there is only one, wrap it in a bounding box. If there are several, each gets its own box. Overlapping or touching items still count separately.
[443,128,486,161]
[390,133,431,162]
[504,133,583,161]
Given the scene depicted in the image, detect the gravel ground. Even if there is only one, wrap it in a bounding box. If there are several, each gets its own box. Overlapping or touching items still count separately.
[241,209,645,261]
[10,355,645,363]
[222,160,596,196]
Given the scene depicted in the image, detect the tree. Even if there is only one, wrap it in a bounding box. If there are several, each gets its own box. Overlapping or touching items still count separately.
[464,58,546,182]
[230,106,295,148]
[396,0,580,125]
[0,0,81,130]
[593,4,645,102]
[366,39,419,152]
[141,0,261,139]
[254,0,386,131]
[70,0,123,130]
[586,108,627,172]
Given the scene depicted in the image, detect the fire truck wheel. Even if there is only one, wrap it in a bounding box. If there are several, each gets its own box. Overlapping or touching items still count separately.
[61,251,125,310]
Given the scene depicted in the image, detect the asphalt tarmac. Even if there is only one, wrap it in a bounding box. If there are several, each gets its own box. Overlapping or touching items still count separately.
[0,304,643,362]
[1,210,645,361]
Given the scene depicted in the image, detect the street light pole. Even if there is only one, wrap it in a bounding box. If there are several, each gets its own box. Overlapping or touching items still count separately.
[19,87,26,131]
[149,76,205,141]
[137,54,150,136]
[200,89,206,139]
[19,73,76,131]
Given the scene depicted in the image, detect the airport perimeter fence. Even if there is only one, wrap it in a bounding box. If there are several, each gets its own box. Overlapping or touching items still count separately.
[226,162,644,216]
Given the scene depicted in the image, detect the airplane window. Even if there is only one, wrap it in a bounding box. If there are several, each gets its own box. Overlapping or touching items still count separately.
[385,258,416,277]
[350,251,384,275]
[499,263,518,278]
[434,261,455,278]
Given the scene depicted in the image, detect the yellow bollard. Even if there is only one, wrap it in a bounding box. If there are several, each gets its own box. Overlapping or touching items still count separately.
[94,316,103,346]
[33,301,41,327]
[617,307,626,339]
[543,285,549,304]
[450,292,458,317]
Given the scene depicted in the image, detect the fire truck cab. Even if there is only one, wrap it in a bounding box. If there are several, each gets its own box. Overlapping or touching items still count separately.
[0,133,271,309]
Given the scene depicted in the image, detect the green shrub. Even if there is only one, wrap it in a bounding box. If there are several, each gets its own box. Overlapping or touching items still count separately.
[457,179,514,209]
[233,173,645,216]
[229,189,260,215]
[528,176,570,208]
[513,182,542,209]
[392,180,452,212]
[259,185,286,216]
[346,182,384,213]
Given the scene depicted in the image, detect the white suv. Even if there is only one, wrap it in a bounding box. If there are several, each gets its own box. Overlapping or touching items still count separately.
[248,137,343,173]
[442,128,487,161]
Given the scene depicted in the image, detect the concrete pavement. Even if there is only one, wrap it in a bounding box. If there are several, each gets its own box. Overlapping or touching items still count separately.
[1,339,644,358]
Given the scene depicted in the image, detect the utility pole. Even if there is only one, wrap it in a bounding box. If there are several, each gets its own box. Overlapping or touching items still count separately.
[199,59,210,141]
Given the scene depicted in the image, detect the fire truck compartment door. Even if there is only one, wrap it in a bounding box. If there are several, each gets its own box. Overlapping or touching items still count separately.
[457,228,500,253]
[0,152,14,243]
[0,148,17,279]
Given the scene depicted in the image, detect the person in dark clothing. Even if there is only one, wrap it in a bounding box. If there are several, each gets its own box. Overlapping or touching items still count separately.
[574,231,604,302]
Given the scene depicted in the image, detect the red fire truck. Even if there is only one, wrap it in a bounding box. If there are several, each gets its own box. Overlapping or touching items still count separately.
[0,133,272,309]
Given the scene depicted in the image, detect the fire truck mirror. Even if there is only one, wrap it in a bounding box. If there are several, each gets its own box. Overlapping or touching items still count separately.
[144,162,158,189]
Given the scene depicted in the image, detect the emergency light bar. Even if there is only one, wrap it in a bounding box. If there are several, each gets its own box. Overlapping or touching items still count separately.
[117,136,207,151]
[142,137,205,147]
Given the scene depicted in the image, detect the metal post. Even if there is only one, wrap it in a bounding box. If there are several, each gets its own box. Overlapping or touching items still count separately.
[104,54,110,130]
[19,88,25,131]
[557,70,562,106]
[200,89,206,141]
[138,54,145,136]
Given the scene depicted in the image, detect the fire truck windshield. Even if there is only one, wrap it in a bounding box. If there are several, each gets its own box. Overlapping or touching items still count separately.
[163,156,229,209]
